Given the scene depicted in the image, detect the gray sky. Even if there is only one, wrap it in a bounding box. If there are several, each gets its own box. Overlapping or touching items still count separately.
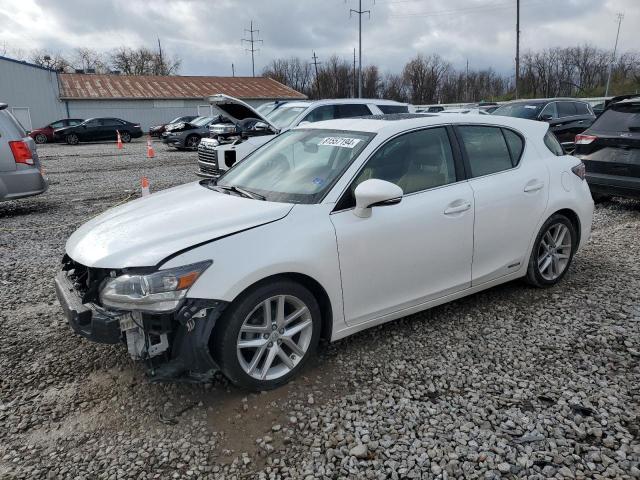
[1,0,638,77]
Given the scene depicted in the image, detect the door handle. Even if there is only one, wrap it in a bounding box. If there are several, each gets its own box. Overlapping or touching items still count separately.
[444,202,472,215]
[524,181,544,193]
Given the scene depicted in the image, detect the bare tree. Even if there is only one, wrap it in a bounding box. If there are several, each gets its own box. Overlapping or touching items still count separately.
[262,57,312,94]
[30,49,70,71]
[109,46,180,75]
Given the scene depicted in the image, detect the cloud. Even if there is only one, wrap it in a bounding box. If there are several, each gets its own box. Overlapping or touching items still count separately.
[1,0,637,77]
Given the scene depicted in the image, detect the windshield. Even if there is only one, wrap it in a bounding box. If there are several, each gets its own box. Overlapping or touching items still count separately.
[266,106,307,130]
[215,129,374,204]
[493,103,544,120]
[191,116,214,126]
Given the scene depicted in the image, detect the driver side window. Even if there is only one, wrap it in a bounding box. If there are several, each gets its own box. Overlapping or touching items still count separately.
[540,102,557,120]
[338,127,457,209]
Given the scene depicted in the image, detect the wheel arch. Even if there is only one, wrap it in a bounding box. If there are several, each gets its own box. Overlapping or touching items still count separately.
[553,208,581,246]
[227,272,334,342]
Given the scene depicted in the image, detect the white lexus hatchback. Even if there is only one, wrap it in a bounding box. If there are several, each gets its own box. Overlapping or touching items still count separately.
[55,114,593,390]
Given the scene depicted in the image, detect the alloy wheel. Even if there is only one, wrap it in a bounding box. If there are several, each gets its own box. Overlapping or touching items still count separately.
[35,134,47,144]
[121,132,131,143]
[537,223,572,281]
[236,295,313,381]
[67,134,79,145]
[186,136,200,149]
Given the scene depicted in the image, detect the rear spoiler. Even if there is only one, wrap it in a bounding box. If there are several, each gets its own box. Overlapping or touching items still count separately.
[0,103,7,111]
[604,94,640,108]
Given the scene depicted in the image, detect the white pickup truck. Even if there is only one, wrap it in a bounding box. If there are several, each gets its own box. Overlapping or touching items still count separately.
[197,94,409,178]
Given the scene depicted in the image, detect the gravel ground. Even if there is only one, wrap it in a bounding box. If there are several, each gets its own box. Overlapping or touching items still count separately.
[1,139,639,479]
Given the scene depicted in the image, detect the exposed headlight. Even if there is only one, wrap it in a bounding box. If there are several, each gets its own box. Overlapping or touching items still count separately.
[99,261,212,313]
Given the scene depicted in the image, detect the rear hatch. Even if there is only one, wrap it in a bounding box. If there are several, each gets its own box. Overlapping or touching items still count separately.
[576,102,640,179]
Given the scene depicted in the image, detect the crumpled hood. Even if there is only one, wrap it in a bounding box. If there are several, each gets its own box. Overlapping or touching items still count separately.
[66,182,293,269]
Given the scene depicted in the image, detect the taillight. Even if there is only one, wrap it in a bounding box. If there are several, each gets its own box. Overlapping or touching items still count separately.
[571,162,586,180]
[575,134,597,145]
[9,141,34,166]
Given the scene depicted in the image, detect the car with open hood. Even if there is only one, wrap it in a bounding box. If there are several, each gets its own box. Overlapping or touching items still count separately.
[149,115,197,137]
[161,115,231,150]
[196,94,409,177]
[55,113,593,391]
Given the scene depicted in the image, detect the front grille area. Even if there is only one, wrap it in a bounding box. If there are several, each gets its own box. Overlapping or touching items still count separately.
[198,162,224,177]
[61,255,109,303]
[198,143,218,168]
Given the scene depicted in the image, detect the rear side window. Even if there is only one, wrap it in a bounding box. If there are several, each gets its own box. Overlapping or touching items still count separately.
[557,102,577,117]
[544,131,564,156]
[303,105,338,123]
[1,110,27,137]
[591,104,640,132]
[458,126,513,177]
[377,105,409,114]
[502,129,524,166]
[337,104,372,118]
[575,103,591,115]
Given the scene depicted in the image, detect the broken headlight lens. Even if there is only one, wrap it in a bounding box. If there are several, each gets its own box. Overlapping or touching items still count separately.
[99,261,212,313]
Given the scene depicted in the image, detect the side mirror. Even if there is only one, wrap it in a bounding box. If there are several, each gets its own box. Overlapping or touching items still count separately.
[540,114,553,122]
[353,179,403,218]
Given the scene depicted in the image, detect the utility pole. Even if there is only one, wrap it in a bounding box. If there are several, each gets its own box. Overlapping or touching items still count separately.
[605,12,624,98]
[515,0,520,99]
[349,0,372,98]
[311,51,322,98]
[465,58,469,102]
[353,48,357,98]
[242,20,263,77]
[232,63,235,77]
[157,37,164,74]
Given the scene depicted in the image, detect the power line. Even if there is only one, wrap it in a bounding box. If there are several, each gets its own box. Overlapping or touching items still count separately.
[241,20,263,77]
[349,0,373,98]
[515,0,520,99]
[388,0,545,19]
[605,12,624,98]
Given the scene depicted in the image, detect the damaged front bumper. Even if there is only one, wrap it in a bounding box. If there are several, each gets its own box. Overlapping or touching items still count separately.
[54,269,228,382]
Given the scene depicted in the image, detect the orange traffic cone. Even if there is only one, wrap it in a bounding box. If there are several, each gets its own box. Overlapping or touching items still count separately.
[146,136,155,158]
[116,130,123,150]
[141,176,150,196]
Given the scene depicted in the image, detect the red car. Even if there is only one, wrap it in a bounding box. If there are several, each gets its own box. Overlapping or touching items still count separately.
[29,118,84,144]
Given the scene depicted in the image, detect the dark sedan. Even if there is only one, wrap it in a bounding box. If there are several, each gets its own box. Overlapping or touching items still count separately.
[575,95,640,200]
[29,118,84,144]
[493,98,595,152]
[149,115,197,137]
[54,118,143,145]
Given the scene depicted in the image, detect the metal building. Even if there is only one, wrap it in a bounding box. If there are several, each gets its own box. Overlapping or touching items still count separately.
[0,55,307,131]
[0,56,66,130]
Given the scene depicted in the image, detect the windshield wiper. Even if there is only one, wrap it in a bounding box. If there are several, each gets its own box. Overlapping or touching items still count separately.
[215,184,266,201]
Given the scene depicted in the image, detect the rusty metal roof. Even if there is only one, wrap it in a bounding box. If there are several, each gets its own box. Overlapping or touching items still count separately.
[58,74,307,101]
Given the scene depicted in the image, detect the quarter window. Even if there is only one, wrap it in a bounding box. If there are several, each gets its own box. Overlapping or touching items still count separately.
[458,126,513,177]
[575,102,591,115]
[351,127,457,196]
[502,129,524,166]
[544,131,564,156]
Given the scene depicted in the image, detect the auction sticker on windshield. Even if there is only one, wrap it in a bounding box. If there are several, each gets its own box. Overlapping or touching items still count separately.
[319,137,362,148]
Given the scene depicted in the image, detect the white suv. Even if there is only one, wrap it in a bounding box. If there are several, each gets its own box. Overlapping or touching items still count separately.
[197,95,409,177]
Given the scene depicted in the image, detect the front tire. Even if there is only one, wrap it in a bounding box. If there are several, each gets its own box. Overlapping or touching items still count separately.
[65,133,79,145]
[34,133,47,144]
[185,135,201,150]
[120,131,132,143]
[526,214,577,287]
[211,280,321,391]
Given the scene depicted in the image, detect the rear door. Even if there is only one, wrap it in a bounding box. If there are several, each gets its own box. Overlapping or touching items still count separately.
[455,125,549,285]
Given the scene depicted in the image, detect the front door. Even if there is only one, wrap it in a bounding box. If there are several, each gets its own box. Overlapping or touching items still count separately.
[331,127,474,325]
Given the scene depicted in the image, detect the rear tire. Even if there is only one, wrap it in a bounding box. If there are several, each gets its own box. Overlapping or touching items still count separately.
[526,214,577,288]
[65,133,79,145]
[211,280,321,391]
[34,133,47,144]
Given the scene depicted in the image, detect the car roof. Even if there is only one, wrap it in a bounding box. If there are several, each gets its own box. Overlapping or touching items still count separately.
[280,98,407,108]
[501,98,589,105]
[301,113,548,137]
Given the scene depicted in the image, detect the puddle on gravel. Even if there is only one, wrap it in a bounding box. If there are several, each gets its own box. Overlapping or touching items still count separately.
[201,353,350,466]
